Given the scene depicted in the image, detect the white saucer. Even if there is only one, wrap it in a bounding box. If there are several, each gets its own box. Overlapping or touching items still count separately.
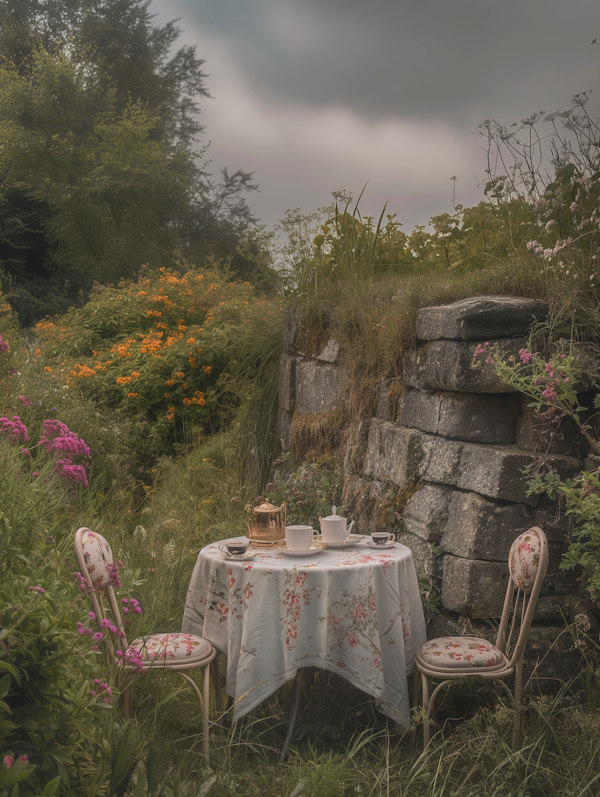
[273,543,325,557]
[361,539,397,549]
[316,534,365,548]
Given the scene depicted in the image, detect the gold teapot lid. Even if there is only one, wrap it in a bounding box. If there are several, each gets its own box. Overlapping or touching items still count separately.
[254,501,281,514]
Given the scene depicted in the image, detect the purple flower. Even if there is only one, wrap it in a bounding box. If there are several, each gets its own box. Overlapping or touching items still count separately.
[28,585,45,594]
[0,416,29,444]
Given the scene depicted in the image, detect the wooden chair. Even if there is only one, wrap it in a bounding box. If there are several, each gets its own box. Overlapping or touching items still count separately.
[74,527,221,762]
[413,526,548,749]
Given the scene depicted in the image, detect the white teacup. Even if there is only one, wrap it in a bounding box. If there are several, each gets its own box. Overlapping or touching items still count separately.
[285,525,316,551]
[371,531,394,546]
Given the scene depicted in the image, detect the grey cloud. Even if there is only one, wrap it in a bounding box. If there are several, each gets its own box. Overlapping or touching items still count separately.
[175,0,600,125]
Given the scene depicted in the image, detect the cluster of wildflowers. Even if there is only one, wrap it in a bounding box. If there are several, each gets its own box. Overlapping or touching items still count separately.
[121,597,142,615]
[107,560,125,588]
[473,341,493,365]
[28,585,45,594]
[90,679,112,703]
[54,459,88,487]
[115,647,145,673]
[33,265,266,435]
[519,348,533,364]
[39,419,91,488]
[526,237,574,261]
[0,415,30,444]
[17,394,33,407]
[0,334,9,353]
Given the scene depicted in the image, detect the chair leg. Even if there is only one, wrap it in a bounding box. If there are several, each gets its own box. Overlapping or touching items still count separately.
[177,671,209,764]
[211,657,223,715]
[421,672,430,748]
[210,658,224,738]
[512,661,523,751]
[410,667,421,746]
[122,684,130,721]
[203,664,211,762]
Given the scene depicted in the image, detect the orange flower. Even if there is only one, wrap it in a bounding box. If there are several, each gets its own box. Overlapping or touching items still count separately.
[131,371,141,378]
[44,367,53,374]
[187,338,196,344]
[127,392,139,398]
[175,372,184,378]
[164,392,171,398]
[116,376,132,385]
[203,365,211,376]
[183,397,192,406]
[166,379,175,387]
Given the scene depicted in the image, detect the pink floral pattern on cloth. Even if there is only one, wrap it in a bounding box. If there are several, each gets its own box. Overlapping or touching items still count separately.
[80,530,114,588]
[182,540,427,728]
[127,633,212,664]
[509,529,543,591]
[419,636,505,669]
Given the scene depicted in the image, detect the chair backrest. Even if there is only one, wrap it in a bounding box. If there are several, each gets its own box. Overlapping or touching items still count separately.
[496,526,548,669]
[74,527,128,650]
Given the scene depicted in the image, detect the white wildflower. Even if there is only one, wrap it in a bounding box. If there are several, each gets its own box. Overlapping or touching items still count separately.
[163,539,176,559]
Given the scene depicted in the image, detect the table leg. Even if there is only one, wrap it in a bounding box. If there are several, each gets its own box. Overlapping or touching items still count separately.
[365,698,381,729]
[279,673,303,764]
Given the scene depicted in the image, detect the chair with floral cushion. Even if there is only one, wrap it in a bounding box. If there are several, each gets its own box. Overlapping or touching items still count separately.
[414,526,548,749]
[74,527,221,762]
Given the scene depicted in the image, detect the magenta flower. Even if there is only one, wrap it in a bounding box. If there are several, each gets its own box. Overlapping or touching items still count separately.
[0,416,29,444]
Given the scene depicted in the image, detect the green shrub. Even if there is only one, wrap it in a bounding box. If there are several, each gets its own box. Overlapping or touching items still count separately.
[34,263,277,446]
[0,573,108,795]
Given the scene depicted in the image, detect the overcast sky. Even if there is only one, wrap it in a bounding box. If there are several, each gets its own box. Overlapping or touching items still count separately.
[153,0,600,232]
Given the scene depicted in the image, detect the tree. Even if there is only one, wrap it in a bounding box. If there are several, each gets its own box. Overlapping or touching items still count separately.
[0,0,257,324]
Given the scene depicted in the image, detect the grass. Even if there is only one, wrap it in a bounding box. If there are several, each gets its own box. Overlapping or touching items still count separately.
[114,674,600,796]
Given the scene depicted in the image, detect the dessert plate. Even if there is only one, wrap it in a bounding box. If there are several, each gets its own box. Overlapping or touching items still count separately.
[316,534,366,548]
[273,542,326,557]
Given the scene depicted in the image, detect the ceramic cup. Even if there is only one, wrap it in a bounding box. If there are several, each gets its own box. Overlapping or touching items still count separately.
[371,531,394,546]
[285,525,316,551]
[223,540,249,555]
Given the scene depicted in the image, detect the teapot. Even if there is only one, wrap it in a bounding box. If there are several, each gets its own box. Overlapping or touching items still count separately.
[244,500,287,545]
[319,505,355,543]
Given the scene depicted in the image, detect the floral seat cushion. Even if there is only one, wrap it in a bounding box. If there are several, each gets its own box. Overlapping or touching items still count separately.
[127,633,212,665]
[418,636,506,669]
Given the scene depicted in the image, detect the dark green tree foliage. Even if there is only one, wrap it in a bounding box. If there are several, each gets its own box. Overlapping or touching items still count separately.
[0,0,257,325]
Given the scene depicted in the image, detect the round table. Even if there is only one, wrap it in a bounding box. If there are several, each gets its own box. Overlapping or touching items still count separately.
[182,538,427,726]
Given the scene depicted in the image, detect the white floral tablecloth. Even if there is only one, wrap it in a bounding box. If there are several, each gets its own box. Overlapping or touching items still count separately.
[182,539,427,726]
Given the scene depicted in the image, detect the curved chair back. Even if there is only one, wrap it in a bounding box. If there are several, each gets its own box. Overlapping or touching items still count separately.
[496,526,548,669]
[74,527,128,651]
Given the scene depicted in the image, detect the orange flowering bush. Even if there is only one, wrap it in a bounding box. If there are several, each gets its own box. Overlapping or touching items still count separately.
[35,265,265,435]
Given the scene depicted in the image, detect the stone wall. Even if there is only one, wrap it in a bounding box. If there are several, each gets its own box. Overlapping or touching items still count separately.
[279,296,591,683]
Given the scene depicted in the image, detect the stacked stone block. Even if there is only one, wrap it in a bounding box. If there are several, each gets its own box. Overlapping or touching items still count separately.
[278,307,342,451]
[357,296,587,622]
